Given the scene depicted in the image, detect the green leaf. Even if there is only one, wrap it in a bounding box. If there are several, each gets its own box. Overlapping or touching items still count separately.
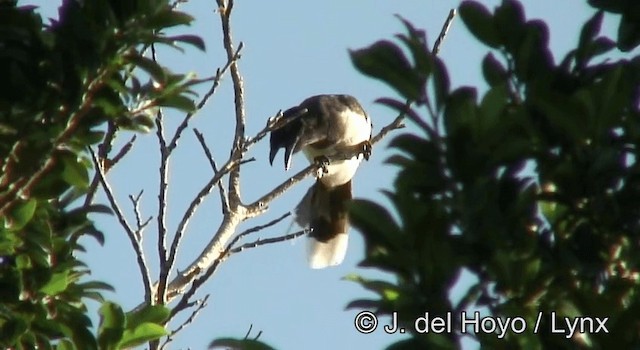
[350,41,423,100]
[444,87,477,136]
[494,0,527,53]
[345,298,380,310]
[40,271,70,295]
[479,83,509,130]
[126,305,170,329]
[344,274,400,302]
[0,230,20,255]
[98,301,125,350]
[389,134,439,165]
[459,1,501,48]
[166,34,206,51]
[78,281,115,293]
[394,15,431,76]
[482,53,507,86]
[130,113,156,133]
[127,54,167,84]
[61,154,89,190]
[618,11,640,51]
[209,338,276,350]
[578,11,603,53]
[119,322,167,348]
[16,254,31,269]
[431,57,450,111]
[146,9,194,29]
[157,94,195,112]
[56,339,76,350]
[374,97,427,132]
[6,198,37,230]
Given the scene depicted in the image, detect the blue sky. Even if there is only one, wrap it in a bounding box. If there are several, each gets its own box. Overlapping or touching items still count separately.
[22,1,624,349]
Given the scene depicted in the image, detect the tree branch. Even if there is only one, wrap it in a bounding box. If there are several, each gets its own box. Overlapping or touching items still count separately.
[193,128,229,214]
[167,43,243,153]
[129,190,153,239]
[161,294,210,349]
[432,8,457,55]
[229,229,307,256]
[90,148,152,303]
[217,0,245,207]
[155,109,171,305]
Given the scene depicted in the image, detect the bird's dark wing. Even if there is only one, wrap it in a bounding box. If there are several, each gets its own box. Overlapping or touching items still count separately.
[269,98,327,170]
[269,106,306,170]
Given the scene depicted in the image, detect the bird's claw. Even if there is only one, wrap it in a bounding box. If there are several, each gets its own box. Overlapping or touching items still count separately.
[313,155,330,175]
[359,140,372,161]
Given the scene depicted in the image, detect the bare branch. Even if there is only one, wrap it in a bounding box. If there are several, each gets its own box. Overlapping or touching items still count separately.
[229,229,307,255]
[245,163,319,216]
[129,190,152,239]
[161,294,210,349]
[84,122,118,207]
[167,43,243,153]
[234,212,291,242]
[111,134,137,166]
[193,128,229,214]
[164,127,237,287]
[371,113,406,145]
[155,109,171,305]
[217,0,245,207]
[432,8,457,55]
[90,148,152,303]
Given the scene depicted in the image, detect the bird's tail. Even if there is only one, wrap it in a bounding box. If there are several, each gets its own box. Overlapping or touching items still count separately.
[295,180,351,269]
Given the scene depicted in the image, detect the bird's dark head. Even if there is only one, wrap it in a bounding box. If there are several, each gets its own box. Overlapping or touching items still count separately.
[269,106,305,170]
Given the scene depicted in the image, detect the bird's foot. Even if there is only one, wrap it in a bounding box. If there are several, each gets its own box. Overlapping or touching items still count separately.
[313,155,330,176]
[357,140,372,161]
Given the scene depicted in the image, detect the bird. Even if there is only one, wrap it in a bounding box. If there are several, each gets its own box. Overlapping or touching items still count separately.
[269,94,372,269]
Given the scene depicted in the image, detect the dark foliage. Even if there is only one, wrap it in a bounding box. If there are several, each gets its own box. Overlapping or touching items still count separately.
[0,0,202,348]
[348,1,640,349]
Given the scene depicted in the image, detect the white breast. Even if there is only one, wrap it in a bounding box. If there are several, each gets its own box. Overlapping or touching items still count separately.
[303,109,371,187]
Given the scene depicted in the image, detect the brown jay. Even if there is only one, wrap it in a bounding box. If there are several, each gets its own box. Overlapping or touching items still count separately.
[269,94,372,268]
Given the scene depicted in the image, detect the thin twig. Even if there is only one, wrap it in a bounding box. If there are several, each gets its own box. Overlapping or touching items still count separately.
[193,129,229,213]
[432,8,457,55]
[229,229,307,255]
[164,127,233,283]
[84,122,118,207]
[90,148,152,303]
[161,294,210,349]
[371,114,406,145]
[233,212,291,243]
[245,163,319,216]
[111,134,137,166]
[167,44,243,153]
[129,190,152,239]
[168,214,293,318]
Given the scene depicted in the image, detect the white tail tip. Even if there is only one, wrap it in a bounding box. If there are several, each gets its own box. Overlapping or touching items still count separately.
[307,233,349,269]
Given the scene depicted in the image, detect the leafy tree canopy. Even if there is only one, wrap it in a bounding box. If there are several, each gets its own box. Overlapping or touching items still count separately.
[348,0,640,349]
[0,0,203,348]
